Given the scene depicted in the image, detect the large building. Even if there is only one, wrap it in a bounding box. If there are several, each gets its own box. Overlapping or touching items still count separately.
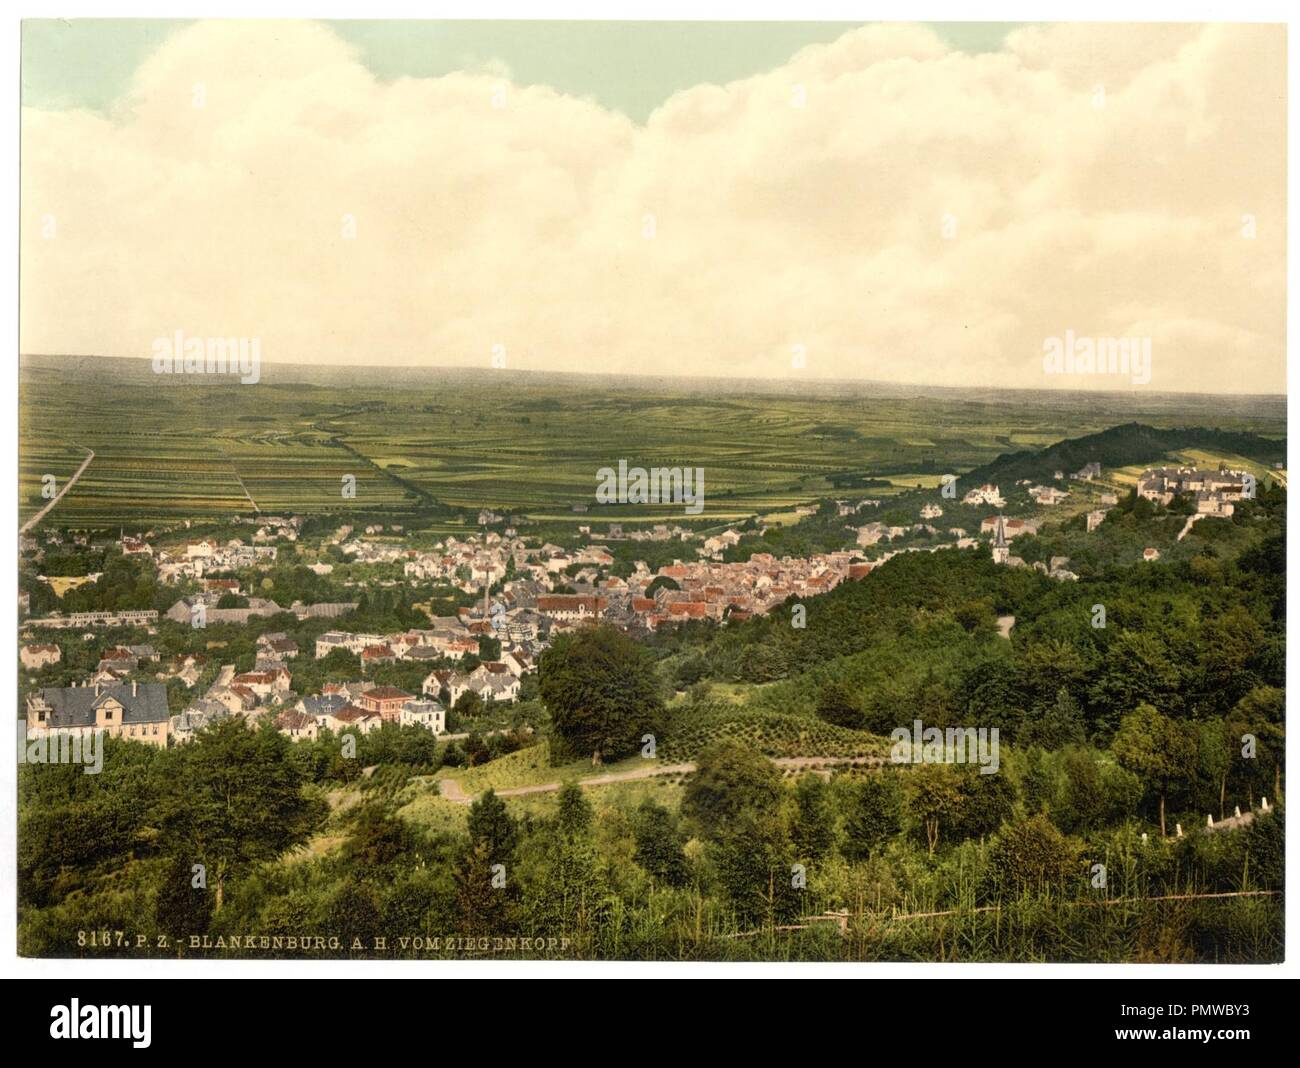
[1136,467,1249,507]
[25,681,171,748]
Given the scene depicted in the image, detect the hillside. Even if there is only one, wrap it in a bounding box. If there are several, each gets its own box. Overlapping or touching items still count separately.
[963,423,1285,486]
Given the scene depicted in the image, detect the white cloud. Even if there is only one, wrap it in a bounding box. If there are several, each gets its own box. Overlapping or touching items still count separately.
[20,20,1285,392]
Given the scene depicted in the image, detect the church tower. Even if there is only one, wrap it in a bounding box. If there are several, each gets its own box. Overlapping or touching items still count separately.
[992,515,1010,565]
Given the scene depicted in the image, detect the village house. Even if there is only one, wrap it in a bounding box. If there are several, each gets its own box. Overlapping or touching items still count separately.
[501,649,533,677]
[296,692,349,728]
[963,484,1005,507]
[170,701,228,744]
[97,646,139,674]
[361,643,397,668]
[980,515,1037,539]
[26,681,171,748]
[205,684,253,716]
[1029,485,1068,505]
[229,668,291,703]
[275,710,319,741]
[701,529,743,556]
[161,653,205,687]
[536,594,607,622]
[856,522,891,547]
[358,685,415,722]
[400,698,446,734]
[1196,491,1235,517]
[20,643,61,670]
[314,631,385,658]
[260,637,299,659]
[422,669,457,702]
[184,538,220,560]
[327,704,382,735]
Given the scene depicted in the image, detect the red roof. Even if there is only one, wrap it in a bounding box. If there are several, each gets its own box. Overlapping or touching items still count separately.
[362,686,412,700]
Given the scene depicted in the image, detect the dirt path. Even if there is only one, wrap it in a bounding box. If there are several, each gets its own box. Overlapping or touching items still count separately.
[20,445,94,534]
[437,754,885,805]
[214,446,260,514]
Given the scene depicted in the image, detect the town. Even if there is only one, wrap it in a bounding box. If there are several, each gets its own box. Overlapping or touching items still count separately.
[19,455,1258,756]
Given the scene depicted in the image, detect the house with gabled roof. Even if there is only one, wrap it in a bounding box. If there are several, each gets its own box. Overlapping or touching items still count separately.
[26,681,171,748]
[20,643,61,670]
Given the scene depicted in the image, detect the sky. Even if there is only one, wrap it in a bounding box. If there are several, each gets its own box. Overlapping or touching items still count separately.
[20,20,1286,393]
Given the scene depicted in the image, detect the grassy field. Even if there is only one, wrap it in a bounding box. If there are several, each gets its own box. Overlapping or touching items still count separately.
[391,741,685,832]
[19,355,1287,527]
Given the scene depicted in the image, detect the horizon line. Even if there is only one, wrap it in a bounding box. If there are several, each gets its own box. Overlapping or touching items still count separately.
[19,351,1289,403]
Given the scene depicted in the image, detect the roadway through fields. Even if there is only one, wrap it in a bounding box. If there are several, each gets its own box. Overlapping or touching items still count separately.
[19,445,94,534]
[212,445,260,514]
[436,754,887,804]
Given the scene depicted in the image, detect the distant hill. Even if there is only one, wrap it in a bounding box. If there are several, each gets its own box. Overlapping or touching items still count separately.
[964,423,1286,485]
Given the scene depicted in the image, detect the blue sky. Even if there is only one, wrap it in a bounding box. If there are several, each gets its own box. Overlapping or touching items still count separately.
[22,19,1022,121]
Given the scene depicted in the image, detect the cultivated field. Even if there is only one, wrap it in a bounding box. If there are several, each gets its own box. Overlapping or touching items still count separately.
[19,355,1288,527]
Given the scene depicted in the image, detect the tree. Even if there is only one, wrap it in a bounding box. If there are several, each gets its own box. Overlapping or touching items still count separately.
[1112,703,1197,837]
[1021,688,1086,750]
[555,782,593,839]
[708,812,799,929]
[466,788,517,866]
[538,624,665,765]
[842,774,902,860]
[341,806,415,869]
[674,654,709,690]
[645,575,679,597]
[325,877,382,952]
[954,766,1017,841]
[632,799,690,886]
[154,852,213,935]
[454,839,513,937]
[682,742,783,841]
[791,775,836,860]
[522,784,606,942]
[985,815,1084,898]
[1197,717,1232,821]
[1226,686,1285,806]
[814,680,862,728]
[162,720,322,910]
[905,763,964,855]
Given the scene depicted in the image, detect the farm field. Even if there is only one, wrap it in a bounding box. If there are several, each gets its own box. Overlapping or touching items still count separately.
[18,355,1288,528]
